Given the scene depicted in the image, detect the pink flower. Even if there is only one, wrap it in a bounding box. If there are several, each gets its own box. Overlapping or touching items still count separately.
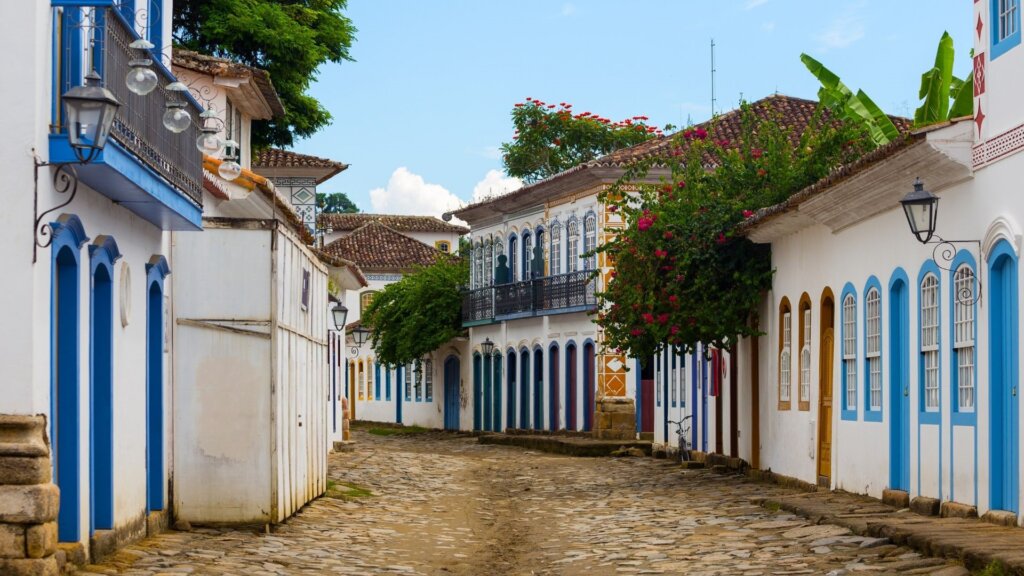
[637,217,655,232]
[743,209,755,218]
[654,249,668,258]
[693,127,708,140]
[751,148,763,159]
[670,325,680,335]
[642,313,655,324]
[608,205,618,212]
[677,180,686,189]
[757,168,767,177]
[663,231,674,240]
[657,313,669,325]
[669,295,678,304]
[716,232,727,245]
[630,328,645,337]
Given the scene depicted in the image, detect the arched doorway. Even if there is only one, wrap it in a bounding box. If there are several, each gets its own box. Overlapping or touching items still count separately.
[519,349,530,429]
[506,350,517,429]
[492,353,502,432]
[889,270,910,493]
[146,256,170,513]
[549,343,560,431]
[90,237,120,533]
[566,343,578,432]
[583,342,595,431]
[444,355,461,431]
[472,354,482,431]
[533,347,544,430]
[989,240,1019,512]
[817,288,835,485]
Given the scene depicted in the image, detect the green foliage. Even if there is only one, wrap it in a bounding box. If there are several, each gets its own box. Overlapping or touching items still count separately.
[800,54,900,145]
[915,32,974,125]
[977,561,1009,576]
[367,425,429,436]
[173,0,357,148]
[317,191,358,214]
[597,105,873,360]
[361,256,468,367]
[501,98,660,183]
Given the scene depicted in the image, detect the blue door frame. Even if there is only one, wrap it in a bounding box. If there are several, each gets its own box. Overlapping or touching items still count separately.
[472,354,482,431]
[444,356,461,431]
[396,366,403,424]
[549,344,560,431]
[483,354,493,432]
[146,257,170,512]
[565,343,577,432]
[89,237,120,533]
[533,348,544,430]
[506,351,517,429]
[989,241,1019,512]
[520,350,530,429]
[889,271,911,491]
[492,355,502,432]
[583,342,595,432]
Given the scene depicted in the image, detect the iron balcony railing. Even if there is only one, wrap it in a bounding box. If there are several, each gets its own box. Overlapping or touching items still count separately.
[462,270,597,324]
[103,8,204,206]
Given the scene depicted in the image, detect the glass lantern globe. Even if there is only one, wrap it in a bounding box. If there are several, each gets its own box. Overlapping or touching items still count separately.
[125,59,158,95]
[218,157,242,181]
[196,128,225,156]
[162,102,192,133]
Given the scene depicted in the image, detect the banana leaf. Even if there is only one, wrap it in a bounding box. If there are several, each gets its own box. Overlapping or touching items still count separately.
[915,32,955,125]
[801,53,852,99]
[949,70,974,118]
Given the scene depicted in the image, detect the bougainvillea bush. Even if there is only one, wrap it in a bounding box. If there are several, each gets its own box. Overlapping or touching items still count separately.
[596,104,874,361]
[501,98,662,183]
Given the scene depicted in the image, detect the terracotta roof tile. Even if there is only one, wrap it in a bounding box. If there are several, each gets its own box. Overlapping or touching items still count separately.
[172,49,285,117]
[322,222,444,271]
[319,213,469,235]
[254,148,349,172]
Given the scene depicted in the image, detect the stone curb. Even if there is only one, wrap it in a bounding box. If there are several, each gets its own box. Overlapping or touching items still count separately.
[477,432,652,457]
[758,492,1024,574]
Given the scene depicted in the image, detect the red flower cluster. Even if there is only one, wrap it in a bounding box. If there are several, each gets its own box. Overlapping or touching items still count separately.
[683,127,708,140]
[742,209,755,219]
[642,313,655,324]
[716,232,727,245]
[654,249,668,258]
[751,148,764,159]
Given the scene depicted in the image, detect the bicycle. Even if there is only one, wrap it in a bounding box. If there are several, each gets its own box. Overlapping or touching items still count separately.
[667,415,693,463]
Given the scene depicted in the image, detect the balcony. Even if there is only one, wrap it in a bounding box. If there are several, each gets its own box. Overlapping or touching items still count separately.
[48,4,203,230]
[462,270,597,327]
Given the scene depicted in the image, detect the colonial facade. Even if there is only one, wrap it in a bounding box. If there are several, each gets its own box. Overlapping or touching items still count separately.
[725,0,1024,522]
[319,214,469,430]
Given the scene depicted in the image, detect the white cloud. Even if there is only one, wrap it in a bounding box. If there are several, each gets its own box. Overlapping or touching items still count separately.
[476,145,502,160]
[369,167,465,220]
[472,169,523,203]
[561,3,576,16]
[744,0,768,9]
[816,2,865,50]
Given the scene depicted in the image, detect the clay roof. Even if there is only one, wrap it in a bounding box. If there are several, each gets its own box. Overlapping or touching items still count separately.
[319,213,469,235]
[254,148,349,172]
[453,94,912,221]
[172,49,286,118]
[322,222,445,271]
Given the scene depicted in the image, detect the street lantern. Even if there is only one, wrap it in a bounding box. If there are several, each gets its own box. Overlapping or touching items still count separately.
[900,178,939,244]
[331,303,348,332]
[63,70,121,164]
[352,325,371,347]
[126,39,158,96]
[480,337,495,356]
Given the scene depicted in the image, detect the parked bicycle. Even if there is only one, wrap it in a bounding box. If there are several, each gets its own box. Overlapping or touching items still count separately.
[667,415,693,463]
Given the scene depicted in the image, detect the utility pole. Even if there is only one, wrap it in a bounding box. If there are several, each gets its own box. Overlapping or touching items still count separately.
[710,38,717,117]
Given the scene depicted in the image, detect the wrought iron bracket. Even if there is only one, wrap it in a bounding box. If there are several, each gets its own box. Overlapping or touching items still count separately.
[33,155,85,263]
[927,235,983,306]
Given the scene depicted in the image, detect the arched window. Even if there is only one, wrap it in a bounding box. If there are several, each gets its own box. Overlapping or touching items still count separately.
[778,297,792,409]
[535,227,546,275]
[493,239,504,278]
[358,359,366,399]
[842,291,857,416]
[360,290,379,314]
[474,241,484,289]
[424,358,434,402]
[508,234,518,282]
[920,274,940,412]
[566,218,580,273]
[798,296,812,411]
[865,286,882,412]
[550,222,562,275]
[583,212,597,270]
[404,362,413,401]
[953,265,976,411]
[483,238,493,287]
[522,231,533,279]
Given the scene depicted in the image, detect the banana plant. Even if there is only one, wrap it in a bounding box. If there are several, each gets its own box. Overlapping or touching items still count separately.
[800,53,900,146]
[916,31,973,125]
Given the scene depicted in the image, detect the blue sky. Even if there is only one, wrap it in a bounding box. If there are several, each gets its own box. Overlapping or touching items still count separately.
[293,0,972,217]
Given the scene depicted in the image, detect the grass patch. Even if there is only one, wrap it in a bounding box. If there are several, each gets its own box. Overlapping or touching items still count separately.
[763,501,781,512]
[977,561,1009,576]
[325,480,373,500]
[368,425,429,436]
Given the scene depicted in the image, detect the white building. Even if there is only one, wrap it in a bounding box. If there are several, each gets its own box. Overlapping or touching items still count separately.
[318,214,468,429]
[0,1,199,572]
[726,0,1024,523]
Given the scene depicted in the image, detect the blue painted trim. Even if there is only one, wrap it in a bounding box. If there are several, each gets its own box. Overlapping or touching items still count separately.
[472,353,482,431]
[48,135,203,231]
[678,351,686,408]
[507,234,518,282]
[582,340,595,432]
[840,282,858,421]
[443,355,460,431]
[888,268,911,491]
[565,341,577,432]
[917,261,942,425]
[533,346,544,431]
[386,368,391,402]
[492,354,503,432]
[145,257,168,512]
[148,0,163,52]
[634,358,643,433]
[483,353,493,431]
[506,349,517,430]
[949,250,978,426]
[51,214,86,543]
[863,275,883,422]
[992,0,1022,60]
[520,349,531,429]
[89,237,117,533]
[51,1,115,8]
[988,239,1019,512]
[548,342,560,431]
[374,361,381,400]
[395,366,403,424]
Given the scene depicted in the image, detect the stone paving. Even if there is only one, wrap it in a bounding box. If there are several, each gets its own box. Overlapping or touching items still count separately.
[79,430,969,575]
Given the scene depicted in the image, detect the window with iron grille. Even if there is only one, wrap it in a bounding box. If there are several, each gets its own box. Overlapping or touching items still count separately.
[780,310,792,403]
[954,266,976,411]
[405,363,412,401]
[865,288,882,412]
[483,238,493,287]
[550,222,562,275]
[583,213,597,270]
[566,219,579,273]
[522,232,533,278]
[425,358,434,402]
[799,308,811,406]
[414,361,423,401]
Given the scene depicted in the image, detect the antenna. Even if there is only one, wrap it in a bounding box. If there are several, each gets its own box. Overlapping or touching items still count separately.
[710,38,717,117]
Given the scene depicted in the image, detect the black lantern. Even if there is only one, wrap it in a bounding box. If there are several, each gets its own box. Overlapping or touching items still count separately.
[352,325,371,347]
[480,337,495,356]
[900,178,939,244]
[331,303,348,332]
[63,70,121,164]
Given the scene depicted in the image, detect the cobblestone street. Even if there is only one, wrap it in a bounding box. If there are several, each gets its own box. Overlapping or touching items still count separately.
[81,430,966,576]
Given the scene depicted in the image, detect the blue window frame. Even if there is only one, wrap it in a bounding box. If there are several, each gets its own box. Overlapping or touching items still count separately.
[918,262,942,425]
[148,0,163,52]
[992,0,1022,60]
[656,352,662,408]
[386,368,392,401]
[840,283,858,420]
[950,251,978,426]
[425,359,434,402]
[863,276,883,422]
[374,361,381,400]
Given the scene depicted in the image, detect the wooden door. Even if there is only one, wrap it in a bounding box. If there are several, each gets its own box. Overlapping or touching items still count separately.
[817,329,834,481]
